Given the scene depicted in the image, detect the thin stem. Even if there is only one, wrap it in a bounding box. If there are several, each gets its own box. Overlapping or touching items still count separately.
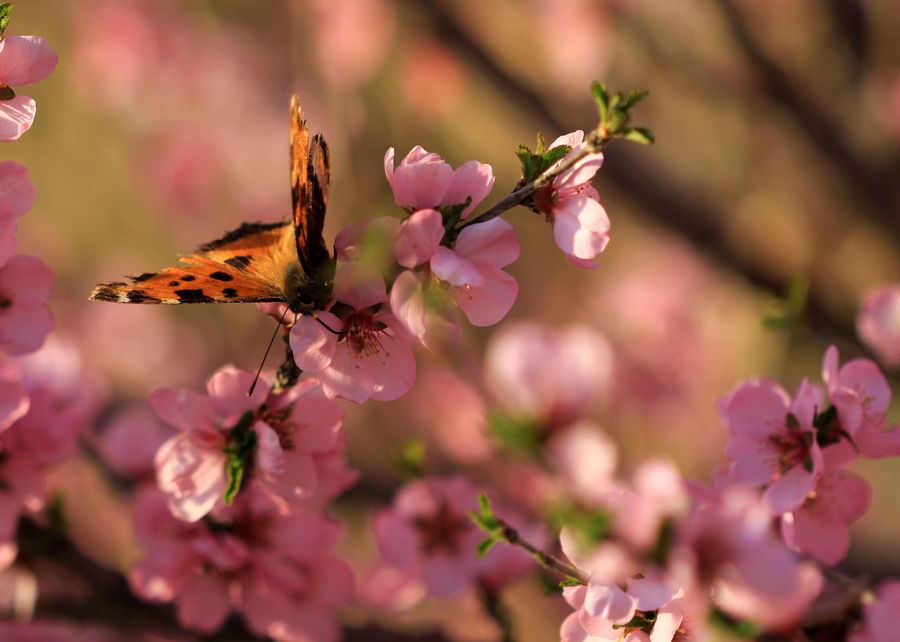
[478,581,516,642]
[461,130,607,229]
[493,518,589,585]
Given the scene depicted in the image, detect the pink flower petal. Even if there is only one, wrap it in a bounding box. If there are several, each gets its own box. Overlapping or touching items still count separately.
[453,217,520,268]
[0,254,53,304]
[392,158,454,211]
[431,247,484,287]
[763,465,816,515]
[393,208,444,268]
[318,343,375,403]
[0,95,35,142]
[289,314,338,373]
[369,332,416,401]
[206,366,267,420]
[176,574,231,634]
[454,266,518,327]
[443,160,494,217]
[0,162,34,220]
[0,36,58,87]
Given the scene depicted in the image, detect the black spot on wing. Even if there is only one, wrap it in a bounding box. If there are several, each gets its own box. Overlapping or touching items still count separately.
[90,286,121,302]
[168,280,180,286]
[181,275,196,282]
[126,289,161,303]
[222,288,238,298]
[199,221,289,252]
[224,255,252,271]
[209,271,233,282]
[131,272,157,283]
[174,289,214,303]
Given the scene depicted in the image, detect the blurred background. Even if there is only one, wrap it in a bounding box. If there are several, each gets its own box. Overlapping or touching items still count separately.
[5,0,900,639]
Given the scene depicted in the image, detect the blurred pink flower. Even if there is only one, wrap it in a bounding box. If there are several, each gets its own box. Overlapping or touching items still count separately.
[0,255,53,357]
[850,580,900,642]
[306,0,395,90]
[546,422,618,507]
[720,379,824,515]
[372,476,537,599]
[130,486,353,641]
[408,366,493,464]
[822,345,900,458]
[534,131,609,267]
[96,407,173,480]
[0,451,44,571]
[0,620,120,642]
[485,321,612,428]
[6,337,101,467]
[0,363,27,434]
[780,466,871,566]
[152,367,346,521]
[857,284,900,368]
[290,265,416,403]
[0,162,34,265]
[0,35,57,141]
[607,458,689,552]
[397,39,466,121]
[384,146,494,217]
[671,486,822,631]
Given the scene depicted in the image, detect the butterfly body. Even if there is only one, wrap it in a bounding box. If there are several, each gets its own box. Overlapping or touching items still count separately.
[90,97,334,314]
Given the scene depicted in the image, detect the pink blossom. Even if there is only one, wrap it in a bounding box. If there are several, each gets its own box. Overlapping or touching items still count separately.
[780,466,871,565]
[0,35,58,141]
[671,486,822,630]
[822,345,900,458]
[534,131,609,266]
[850,580,900,642]
[720,379,824,514]
[559,530,681,642]
[390,210,520,343]
[486,321,612,428]
[0,448,45,571]
[372,476,536,599]
[130,486,353,641]
[0,363,27,435]
[857,284,900,367]
[152,367,346,521]
[0,162,34,265]
[384,146,494,217]
[96,407,173,479]
[546,422,618,507]
[4,338,101,467]
[0,255,53,357]
[290,264,416,403]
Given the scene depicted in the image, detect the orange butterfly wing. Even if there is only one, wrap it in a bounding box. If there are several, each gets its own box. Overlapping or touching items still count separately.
[290,95,333,284]
[89,221,295,304]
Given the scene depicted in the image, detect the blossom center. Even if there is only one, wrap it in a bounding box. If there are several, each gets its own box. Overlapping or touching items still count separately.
[344,311,387,358]
[259,405,296,449]
[0,290,11,310]
[533,185,557,218]
[413,501,471,555]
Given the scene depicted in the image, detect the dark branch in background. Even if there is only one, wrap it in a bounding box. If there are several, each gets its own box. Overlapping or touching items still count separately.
[412,0,872,357]
[822,0,869,81]
[22,519,451,642]
[714,0,900,239]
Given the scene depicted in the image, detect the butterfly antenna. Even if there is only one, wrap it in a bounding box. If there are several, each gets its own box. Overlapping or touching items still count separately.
[316,316,346,336]
[248,307,290,397]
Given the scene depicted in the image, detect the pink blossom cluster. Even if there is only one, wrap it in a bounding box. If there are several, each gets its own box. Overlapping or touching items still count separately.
[556,454,823,641]
[130,485,353,641]
[0,23,60,578]
[721,345,898,565]
[363,475,541,607]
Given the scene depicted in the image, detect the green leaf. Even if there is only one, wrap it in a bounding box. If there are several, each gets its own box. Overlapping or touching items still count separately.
[541,144,571,168]
[478,492,493,517]
[591,81,610,121]
[477,537,498,558]
[389,439,425,479]
[708,609,761,639]
[438,197,472,232]
[469,511,502,533]
[619,89,649,111]
[0,4,13,39]
[621,127,655,145]
[762,277,808,330]
[535,132,547,155]
[489,413,542,458]
[222,411,258,504]
[558,578,582,588]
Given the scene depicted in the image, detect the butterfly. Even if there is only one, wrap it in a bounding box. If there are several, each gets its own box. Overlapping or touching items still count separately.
[90,95,335,315]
